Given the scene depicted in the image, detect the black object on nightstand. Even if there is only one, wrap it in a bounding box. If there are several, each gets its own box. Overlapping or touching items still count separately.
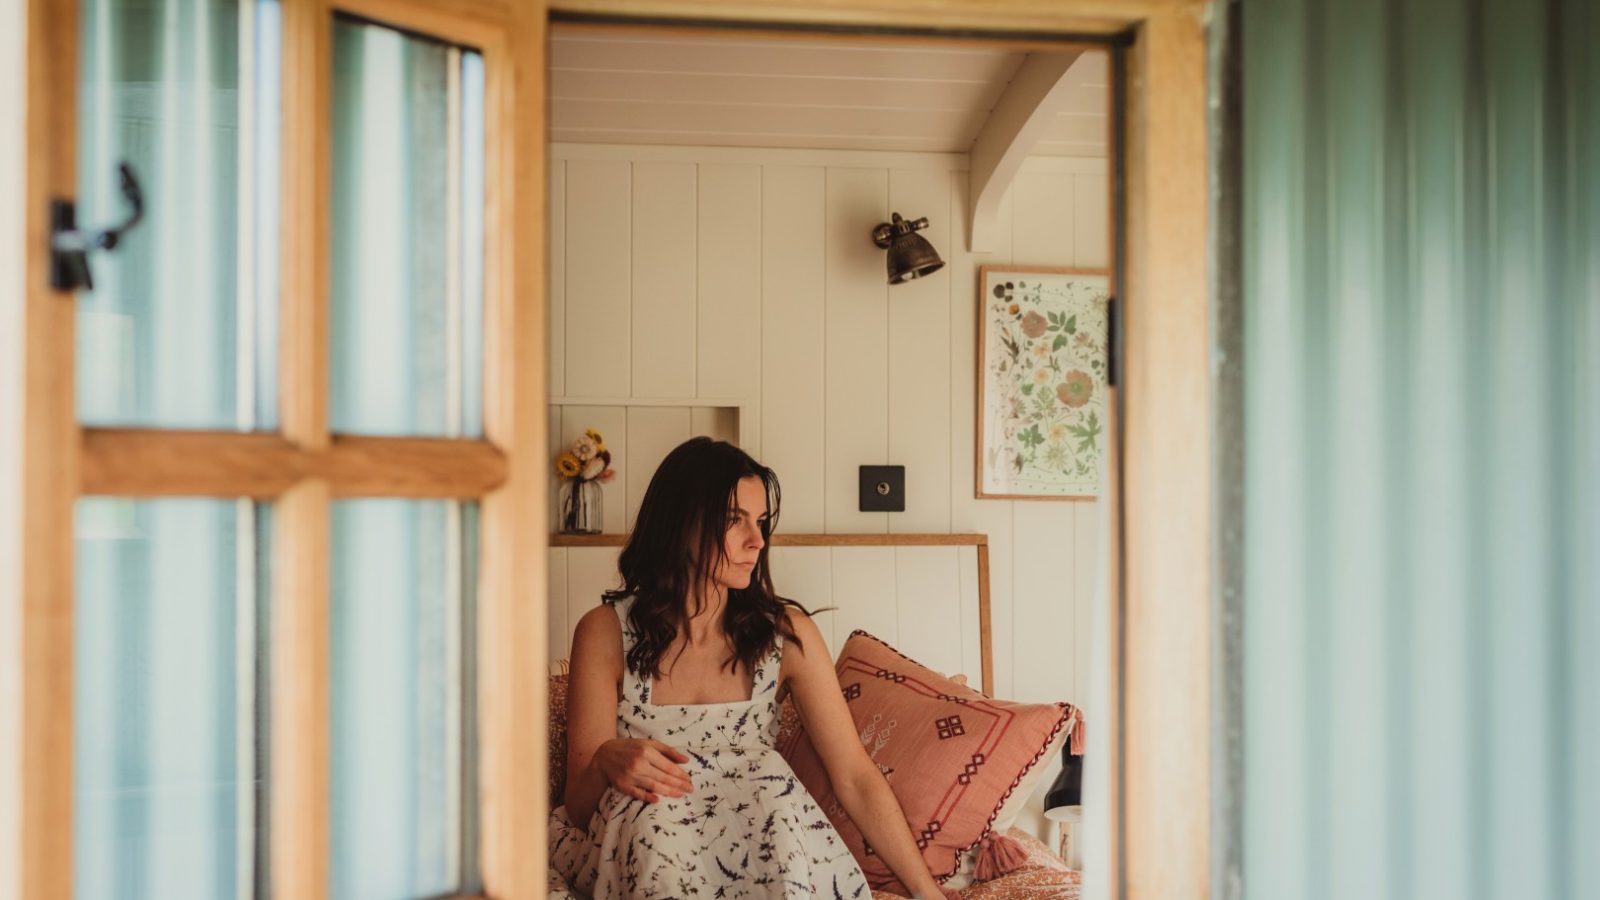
[1044,743,1083,813]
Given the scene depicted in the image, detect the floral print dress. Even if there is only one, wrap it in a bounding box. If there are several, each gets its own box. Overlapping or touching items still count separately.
[549,598,871,899]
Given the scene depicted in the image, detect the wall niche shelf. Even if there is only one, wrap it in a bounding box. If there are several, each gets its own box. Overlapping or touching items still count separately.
[548,397,745,449]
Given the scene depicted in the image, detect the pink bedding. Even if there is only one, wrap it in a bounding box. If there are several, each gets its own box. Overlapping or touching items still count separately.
[870,829,1080,900]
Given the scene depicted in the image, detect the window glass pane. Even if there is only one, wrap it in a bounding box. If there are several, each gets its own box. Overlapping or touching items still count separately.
[75,0,282,430]
[331,500,477,898]
[74,499,270,900]
[330,19,486,438]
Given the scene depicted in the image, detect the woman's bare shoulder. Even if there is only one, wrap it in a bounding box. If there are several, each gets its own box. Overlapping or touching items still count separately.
[572,603,623,666]
[781,605,828,662]
[575,602,621,635]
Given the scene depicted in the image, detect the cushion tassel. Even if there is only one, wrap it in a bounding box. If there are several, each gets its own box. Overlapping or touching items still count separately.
[974,831,1030,882]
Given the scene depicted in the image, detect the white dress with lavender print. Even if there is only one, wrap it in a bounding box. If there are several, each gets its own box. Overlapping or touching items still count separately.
[549,598,870,899]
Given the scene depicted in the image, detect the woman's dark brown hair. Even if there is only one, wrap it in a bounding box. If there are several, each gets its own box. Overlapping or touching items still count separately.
[603,437,809,681]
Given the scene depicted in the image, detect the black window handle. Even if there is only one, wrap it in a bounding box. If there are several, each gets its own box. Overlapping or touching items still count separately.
[51,162,145,292]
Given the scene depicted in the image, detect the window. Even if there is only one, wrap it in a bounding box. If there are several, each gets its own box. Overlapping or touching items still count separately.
[31,0,545,896]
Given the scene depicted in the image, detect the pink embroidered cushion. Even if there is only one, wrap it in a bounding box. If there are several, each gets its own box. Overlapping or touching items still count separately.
[778,630,1074,897]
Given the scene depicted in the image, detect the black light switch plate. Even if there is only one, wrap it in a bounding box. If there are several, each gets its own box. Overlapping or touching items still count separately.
[858,465,905,512]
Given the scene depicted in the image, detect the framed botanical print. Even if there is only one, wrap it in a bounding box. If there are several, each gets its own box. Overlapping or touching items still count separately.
[976,266,1113,500]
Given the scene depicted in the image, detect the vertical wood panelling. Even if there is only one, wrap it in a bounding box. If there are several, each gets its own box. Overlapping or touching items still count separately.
[697,164,763,455]
[1009,164,1092,706]
[565,159,631,398]
[1011,170,1075,265]
[828,547,899,650]
[630,162,698,398]
[949,169,1019,699]
[893,547,963,678]
[768,547,834,654]
[566,547,622,634]
[548,159,566,398]
[953,550,979,682]
[760,166,827,532]
[1073,504,1097,702]
[887,168,953,533]
[547,404,564,532]
[559,405,626,534]
[1012,503,1076,704]
[547,548,569,667]
[690,405,739,444]
[824,167,890,533]
[547,146,1111,718]
[624,406,691,529]
[958,548,983,683]
[1073,172,1110,267]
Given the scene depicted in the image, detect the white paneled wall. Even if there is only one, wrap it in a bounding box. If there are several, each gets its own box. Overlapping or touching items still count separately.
[564,160,631,398]
[630,162,697,398]
[548,143,1108,711]
[760,166,827,531]
[550,546,987,688]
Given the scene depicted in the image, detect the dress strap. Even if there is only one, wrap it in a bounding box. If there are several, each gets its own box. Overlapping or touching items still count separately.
[610,597,651,704]
[611,596,637,652]
[751,631,784,701]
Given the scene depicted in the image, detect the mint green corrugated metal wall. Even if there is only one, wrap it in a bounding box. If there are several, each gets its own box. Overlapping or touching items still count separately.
[1241,0,1598,897]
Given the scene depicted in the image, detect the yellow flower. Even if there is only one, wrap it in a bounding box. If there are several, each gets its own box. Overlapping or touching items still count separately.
[584,428,606,452]
[556,453,581,478]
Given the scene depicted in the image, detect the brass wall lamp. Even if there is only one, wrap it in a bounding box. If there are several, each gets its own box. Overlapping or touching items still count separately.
[871,212,945,284]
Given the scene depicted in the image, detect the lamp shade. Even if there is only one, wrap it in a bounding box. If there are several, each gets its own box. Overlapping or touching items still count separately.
[871,212,946,284]
[1044,744,1083,814]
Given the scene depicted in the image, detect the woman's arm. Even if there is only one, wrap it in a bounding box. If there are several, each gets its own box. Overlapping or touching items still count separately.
[782,611,954,900]
[563,605,694,827]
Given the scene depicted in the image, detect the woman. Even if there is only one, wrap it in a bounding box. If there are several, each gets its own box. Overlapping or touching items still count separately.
[550,437,956,899]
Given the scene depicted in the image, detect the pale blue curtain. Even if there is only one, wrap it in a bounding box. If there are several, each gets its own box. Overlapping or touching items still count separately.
[74,499,269,900]
[330,500,477,900]
[76,0,279,430]
[325,24,486,892]
[330,19,485,439]
[74,0,278,896]
[1240,0,1599,898]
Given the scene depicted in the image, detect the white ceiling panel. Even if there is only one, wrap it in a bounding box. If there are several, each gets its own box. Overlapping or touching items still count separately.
[548,27,1110,157]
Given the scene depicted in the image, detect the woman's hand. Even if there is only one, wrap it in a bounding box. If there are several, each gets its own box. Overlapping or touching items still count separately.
[592,738,695,803]
[903,879,961,899]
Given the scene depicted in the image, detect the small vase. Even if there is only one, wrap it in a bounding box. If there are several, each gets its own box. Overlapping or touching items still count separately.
[558,478,602,534]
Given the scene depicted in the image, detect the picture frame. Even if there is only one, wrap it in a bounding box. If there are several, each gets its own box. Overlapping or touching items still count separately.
[976,265,1113,500]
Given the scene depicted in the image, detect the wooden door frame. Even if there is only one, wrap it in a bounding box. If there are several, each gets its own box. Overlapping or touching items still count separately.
[4,0,1209,898]
[539,3,1214,898]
